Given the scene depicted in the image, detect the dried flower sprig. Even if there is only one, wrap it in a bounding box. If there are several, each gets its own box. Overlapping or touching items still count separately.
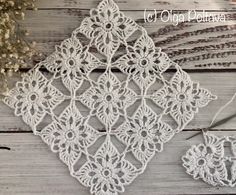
[0,0,37,95]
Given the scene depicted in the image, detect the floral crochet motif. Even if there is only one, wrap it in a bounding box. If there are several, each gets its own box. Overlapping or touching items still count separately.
[114,32,170,88]
[79,71,136,127]
[77,0,137,57]
[41,103,100,168]
[3,0,216,194]
[41,37,104,91]
[4,70,64,132]
[182,132,236,187]
[152,69,217,131]
[116,105,175,166]
[76,138,138,195]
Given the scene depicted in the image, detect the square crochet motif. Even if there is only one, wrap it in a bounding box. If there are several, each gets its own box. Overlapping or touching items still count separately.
[4,0,217,194]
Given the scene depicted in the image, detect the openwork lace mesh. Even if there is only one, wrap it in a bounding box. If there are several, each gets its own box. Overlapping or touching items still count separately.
[4,0,217,194]
[183,132,236,187]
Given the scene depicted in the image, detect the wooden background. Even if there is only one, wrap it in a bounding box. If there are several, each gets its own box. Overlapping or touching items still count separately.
[0,0,236,194]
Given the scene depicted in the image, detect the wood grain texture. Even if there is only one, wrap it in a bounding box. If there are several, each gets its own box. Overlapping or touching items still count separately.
[1,0,236,194]
[1,132,236,195]
[34,0,236,10]
[21,10,236,69]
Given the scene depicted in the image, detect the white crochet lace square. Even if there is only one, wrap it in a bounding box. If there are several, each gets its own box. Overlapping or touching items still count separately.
[182,132,236,187]
[4,0,217,194]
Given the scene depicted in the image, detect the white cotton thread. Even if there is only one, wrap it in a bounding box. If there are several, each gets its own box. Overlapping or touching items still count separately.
[183,91,236,187]
[210,91,236,127]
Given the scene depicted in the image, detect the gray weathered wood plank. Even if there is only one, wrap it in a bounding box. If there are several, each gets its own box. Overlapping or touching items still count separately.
[34,0,236,10]
[0,0,236,195]
[21,10,236,69]
[0,132,236,195]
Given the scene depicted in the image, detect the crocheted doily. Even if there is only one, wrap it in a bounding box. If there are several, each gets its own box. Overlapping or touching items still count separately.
[182,132,236,187]
[4,0,216,194]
